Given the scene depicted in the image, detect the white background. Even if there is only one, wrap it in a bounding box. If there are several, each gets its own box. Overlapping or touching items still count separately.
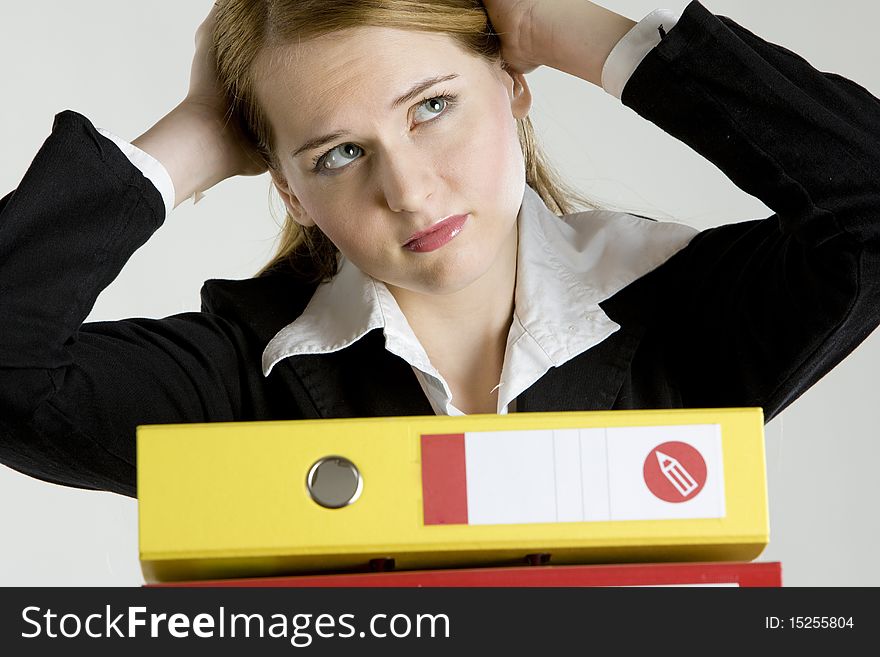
[1,0,878,585]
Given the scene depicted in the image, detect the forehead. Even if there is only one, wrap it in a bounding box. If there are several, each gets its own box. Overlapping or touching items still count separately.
[255,26,494,142]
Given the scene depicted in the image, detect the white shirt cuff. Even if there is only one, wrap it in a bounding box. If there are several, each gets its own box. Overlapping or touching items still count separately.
[96,127,175,217]
[601,8,683,100]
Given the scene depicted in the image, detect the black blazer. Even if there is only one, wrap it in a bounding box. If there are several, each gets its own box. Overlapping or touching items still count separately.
[2,0,879,497]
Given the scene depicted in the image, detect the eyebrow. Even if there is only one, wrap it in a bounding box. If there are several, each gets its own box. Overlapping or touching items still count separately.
[291,73,460,159]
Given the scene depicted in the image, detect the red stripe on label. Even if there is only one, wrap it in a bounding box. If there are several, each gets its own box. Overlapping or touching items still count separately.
[420,433,468,525]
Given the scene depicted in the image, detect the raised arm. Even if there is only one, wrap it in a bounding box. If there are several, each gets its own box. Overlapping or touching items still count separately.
[488,0,880,419]
[132,5,266,209]
[0,7,268,496]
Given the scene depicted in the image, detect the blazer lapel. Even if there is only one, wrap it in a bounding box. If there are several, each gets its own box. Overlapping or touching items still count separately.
[515,314,646,412]
[280,330,435,418]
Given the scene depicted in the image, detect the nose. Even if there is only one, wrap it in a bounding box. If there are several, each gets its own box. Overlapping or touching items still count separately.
[377,143,436,215]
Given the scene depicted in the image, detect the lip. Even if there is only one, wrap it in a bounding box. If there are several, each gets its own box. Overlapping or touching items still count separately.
[403,214,470,253]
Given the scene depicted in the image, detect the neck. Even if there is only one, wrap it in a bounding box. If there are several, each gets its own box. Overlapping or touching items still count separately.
[387,222,518,414]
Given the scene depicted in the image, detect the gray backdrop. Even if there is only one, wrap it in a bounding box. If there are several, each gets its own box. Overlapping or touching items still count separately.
[1,0,877,585]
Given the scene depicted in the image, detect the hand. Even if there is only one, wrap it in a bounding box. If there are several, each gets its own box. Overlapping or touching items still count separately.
[134,4,266,208]
[480,0,549,74]
[183,4,266,178]
[481,0,636,85]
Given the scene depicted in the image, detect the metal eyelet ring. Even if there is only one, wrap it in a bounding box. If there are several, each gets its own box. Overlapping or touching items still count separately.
[306,456,363,509]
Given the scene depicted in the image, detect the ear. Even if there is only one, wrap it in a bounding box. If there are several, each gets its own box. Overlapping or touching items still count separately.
[270,169,316,227]
[501,66,532,120]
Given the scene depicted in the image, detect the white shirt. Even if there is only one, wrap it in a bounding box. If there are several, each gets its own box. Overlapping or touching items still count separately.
[99,8,688,416]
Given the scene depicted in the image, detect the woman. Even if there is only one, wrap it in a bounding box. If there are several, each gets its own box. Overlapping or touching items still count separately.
[1,0,878,516]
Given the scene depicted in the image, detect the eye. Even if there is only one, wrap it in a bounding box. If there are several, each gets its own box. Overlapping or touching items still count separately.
[412,96,449,123]
[311,92,458,174]
[311,142,363,173]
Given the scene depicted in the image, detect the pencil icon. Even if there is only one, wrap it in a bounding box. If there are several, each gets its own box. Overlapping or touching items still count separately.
[655,450,698,498]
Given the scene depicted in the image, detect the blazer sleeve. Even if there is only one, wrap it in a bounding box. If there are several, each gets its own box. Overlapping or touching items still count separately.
[0,111,248,497]
[620,1,880,421]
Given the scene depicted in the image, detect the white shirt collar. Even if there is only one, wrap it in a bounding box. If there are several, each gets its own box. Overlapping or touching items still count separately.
[262,184,697,413]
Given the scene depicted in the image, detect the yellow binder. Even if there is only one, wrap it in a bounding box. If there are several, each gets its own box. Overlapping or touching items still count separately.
[138,408,769,583]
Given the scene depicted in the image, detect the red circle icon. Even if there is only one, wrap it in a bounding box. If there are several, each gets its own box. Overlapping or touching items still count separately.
[643,441,707,503]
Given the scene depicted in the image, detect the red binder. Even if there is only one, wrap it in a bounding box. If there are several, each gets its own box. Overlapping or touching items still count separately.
[151,561,782,587]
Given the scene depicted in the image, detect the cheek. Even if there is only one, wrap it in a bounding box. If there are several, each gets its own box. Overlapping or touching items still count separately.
[459,100,526,216]
[314,210,377,258]
[288,182,355,240]
[288,192,364,256]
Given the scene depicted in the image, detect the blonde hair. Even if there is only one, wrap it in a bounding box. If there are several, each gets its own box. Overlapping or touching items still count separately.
[213,0,600,281]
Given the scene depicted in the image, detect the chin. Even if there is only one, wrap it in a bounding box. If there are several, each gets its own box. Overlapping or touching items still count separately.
[411,252,498,296]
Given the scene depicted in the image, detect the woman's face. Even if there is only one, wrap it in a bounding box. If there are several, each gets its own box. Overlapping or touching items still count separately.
[257,26,532,296]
